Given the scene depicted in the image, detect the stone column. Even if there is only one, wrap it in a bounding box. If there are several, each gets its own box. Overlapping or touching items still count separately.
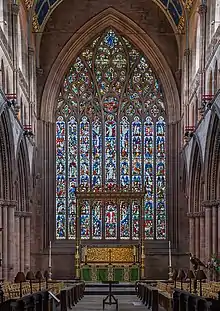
[24,216,31,273]
[2,205,7,280]
[199,213,205,261]
[20,217,25,272]
[198,3,207,111]
[189,216,195,255]
[195,216,200,258]
[0,202,3,279]
[205,207,212,260]
[15,216,20,273]
[218,205,220,255]
[8,203,15,280]
[212,206,218,255]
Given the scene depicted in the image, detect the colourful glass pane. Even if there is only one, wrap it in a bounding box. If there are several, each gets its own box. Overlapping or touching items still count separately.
[156,117,166,239]
[92,201,102,239]
[105,201,117,239]
[68,118,78,239]
[56,119,66,239]
[132,116,142,189]
[92,119,102,189]
[80,117,90,188]
[144,117,154,239]
[81,200,90,239]
[105,116,117,187]
[132,201,140,240]
[120,117,130,190]
[120,201,130,239]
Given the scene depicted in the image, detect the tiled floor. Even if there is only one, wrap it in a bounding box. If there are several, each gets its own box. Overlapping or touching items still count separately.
[73,295,147,310]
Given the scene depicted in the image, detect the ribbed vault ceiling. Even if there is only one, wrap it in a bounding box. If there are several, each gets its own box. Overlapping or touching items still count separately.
[24,0,194,33]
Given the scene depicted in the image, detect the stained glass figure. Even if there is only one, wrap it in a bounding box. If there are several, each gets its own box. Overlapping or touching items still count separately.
[132,201,140,240]
[105,201,117,239]
[120,201,130,239]
[55,28,166,241]
[156,117,166,239]
[56,118,66,239]
[81,201,90,239]
[144,117,154,239]
[92,201,102,239]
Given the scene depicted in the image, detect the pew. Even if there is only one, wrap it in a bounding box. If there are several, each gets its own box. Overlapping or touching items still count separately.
[60,282,85,311]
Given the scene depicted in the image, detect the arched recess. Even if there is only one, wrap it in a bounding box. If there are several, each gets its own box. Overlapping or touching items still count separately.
[0,108,15,200]
[189,138,203,213]
[40,8,180,123]
[205,112,220,200]
[16,139,30,211]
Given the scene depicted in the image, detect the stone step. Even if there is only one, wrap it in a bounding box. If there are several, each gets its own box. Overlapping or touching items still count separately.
[85,285,136,295]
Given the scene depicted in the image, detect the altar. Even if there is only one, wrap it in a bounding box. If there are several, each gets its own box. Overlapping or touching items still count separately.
[80,246,139,282]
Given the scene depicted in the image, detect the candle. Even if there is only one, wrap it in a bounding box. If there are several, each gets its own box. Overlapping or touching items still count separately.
[168,240,172,267]
[49,241,52,267]
[133,245,136,256]
[84,246,87,256]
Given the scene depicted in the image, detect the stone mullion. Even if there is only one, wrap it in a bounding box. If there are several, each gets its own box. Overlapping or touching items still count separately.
[2,205,8,279]
[188,216,195,256]
[11,3,19,97]
[195,216,200,258]
[24,216,31,272]
[0,202,2,279]
[198,4,207,107]
[212,206,217,256]
[20,216,25,272]
[199,214,205,262]
[49,122,56,242]
[8,203,15,280]
[205,206,212,261]
[15,216,20,273]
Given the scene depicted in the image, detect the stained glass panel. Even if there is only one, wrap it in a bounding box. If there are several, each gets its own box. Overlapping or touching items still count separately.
[68,118,77,239]
[144,117,154,239]
[92,119,102,189]
[92,201,102,239]
[56,118,66,239]
[55,28,167,241]
[132,116,142,189]
[120,201,130,239]
[105,201,117,239]
[105,116,117,188]
[132,201,140,240]
[120,117,130,190]
[81,200,90,239]
[156,117,166,239]
[80,117,90,188]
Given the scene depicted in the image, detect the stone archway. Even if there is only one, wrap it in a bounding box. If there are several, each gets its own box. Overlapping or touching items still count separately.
[40,8,180,123]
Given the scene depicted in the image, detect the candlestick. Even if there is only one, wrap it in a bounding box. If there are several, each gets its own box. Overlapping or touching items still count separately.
[168,240,172,267]
[133,245,136,256]
[49,241,52,267]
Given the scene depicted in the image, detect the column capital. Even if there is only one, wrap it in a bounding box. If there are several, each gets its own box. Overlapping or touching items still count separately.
[0,200,17,207]
[11,3,20,15]
[14,211,32,218]
[184,48,190,57]
[202,200,220,207]
[198,4,207,16]
[36,67,44,76]
[187,211,205,217]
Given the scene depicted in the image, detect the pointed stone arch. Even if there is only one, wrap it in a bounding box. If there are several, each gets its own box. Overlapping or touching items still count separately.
[189,138,203,213]
[16,139,30,211]
[40,8,180,123]
[0,108,15,200]
[204,111,220,200]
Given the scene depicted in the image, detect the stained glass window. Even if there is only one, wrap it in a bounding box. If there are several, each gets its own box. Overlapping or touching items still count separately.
[55,29,166,241]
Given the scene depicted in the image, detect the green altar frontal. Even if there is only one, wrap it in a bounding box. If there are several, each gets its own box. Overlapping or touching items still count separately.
[81,264,139,282]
